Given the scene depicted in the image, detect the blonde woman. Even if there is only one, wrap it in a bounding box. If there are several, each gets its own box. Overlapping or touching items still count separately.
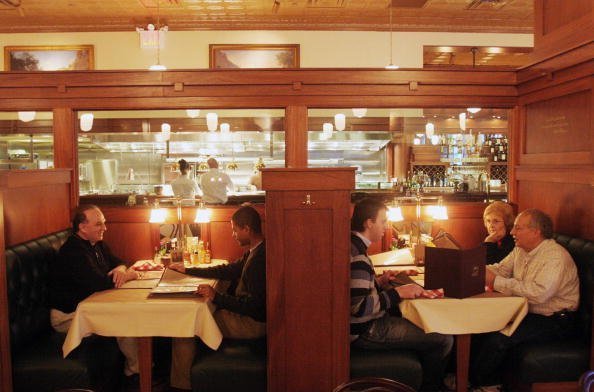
[483,201,515,264]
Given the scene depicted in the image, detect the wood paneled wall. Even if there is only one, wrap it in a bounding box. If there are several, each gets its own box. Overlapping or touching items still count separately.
[0,169,73,392]
[516,0,594,240]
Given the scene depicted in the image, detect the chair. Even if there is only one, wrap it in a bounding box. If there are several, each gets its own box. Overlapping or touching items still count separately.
[333,377,416,392]
[579,370,594,392]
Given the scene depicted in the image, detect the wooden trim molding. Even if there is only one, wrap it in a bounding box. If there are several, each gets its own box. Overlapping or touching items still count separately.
[515,166,594,186]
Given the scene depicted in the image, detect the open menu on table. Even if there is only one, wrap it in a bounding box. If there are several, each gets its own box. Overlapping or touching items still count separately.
[148,268,217,296]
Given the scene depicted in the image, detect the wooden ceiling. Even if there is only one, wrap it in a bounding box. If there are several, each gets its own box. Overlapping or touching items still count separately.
[0,0,533,34]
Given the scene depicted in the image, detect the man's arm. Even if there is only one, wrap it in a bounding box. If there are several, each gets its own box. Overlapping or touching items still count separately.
[351,254,400,318]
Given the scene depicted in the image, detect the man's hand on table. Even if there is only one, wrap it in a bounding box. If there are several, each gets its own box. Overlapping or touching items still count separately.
[108,265,139,288]
[396,284,444,299]
[169,262,186,273]
[196,284,215,301]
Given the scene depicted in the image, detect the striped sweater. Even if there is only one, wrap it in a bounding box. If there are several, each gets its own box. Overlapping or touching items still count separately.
[350,233,400,341]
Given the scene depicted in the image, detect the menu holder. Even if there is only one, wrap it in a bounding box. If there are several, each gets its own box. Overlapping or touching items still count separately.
[424,246,486,298]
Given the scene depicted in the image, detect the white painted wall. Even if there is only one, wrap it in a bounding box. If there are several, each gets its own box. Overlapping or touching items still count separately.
[0,30,533,70]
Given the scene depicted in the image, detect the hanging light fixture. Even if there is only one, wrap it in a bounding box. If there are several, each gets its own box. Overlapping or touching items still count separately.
[186,109,200,118]
[145,0,167,71]
[459,112,467,131]
[80,113,94,132]
[425,122,435,137]
[220,123,230,133]
[161,122,171,141]
[206,113,218,132]
[352,108,367,118]
[321,122,334,140]
[18,111,36,122]
[334,113,346,131]
[467,107,481,114]
[385,4,399,70]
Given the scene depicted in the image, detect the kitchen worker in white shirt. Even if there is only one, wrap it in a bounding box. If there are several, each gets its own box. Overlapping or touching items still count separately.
[171,159,200,205]
[199,157,234,204]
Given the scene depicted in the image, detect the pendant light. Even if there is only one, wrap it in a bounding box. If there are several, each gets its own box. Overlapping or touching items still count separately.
[385,4,399,70]
[148,0,167,71]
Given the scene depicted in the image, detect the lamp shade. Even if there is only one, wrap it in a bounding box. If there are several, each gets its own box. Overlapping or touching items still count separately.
[459,112,467,131]
[206,113,218,132]
[425,122,435,137]
[18,111,36,122]
[334,113,346,131]
[186,109,200,118]
[161,122,171,141]
[352,108,367,118]
[149,208,167,223]
[387,206,404,222]
[195,204,212,223]
[80,113,94,132]
[467,107,481,114]
[432,205,449,220]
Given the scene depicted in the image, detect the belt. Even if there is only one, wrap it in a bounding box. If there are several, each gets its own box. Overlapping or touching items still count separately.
[551,310,577,320]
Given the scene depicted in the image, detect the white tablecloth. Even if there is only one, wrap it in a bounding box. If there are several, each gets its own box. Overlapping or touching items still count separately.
[399,292,528,336]
[63,288,223,357]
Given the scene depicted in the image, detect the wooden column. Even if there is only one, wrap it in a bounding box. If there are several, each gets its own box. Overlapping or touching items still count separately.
[263,168,355,392]
[0,192,12,392]
[53,107,79,209]
[284,106,308,168]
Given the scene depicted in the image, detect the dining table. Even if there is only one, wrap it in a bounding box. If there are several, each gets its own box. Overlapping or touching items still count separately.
[62,263,225,392]
[399,291,528,392]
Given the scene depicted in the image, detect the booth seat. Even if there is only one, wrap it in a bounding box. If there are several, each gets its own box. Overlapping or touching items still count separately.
[190,340,422,392]
[505,233,594,389]
[5,230,123,392]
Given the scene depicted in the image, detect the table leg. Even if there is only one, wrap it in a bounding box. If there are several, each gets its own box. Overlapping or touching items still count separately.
[138,337,153,392]
[456,334,471,392]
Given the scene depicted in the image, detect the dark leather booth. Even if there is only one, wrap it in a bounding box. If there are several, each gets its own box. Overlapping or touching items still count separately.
[5,230,123,392]
[505,234,594,388]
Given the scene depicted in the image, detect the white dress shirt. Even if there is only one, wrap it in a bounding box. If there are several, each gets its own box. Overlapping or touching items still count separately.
[171,174,200,205]
[199,168,234,204]
[489,239,579,316]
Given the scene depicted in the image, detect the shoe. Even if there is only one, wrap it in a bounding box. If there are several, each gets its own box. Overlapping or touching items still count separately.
[443,373,456,391]
[471,385,502,392]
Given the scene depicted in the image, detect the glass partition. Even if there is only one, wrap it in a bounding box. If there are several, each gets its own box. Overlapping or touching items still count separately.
[0,111,54,170]
[308,108,509,194]
[76,109,285,195]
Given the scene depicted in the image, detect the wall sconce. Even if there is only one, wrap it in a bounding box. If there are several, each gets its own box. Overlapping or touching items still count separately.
[18,111,36,122]
[352,108,367,118]
[80,113,94,132]
[334,113,346,131]
[206,113,218,131]
[186,109,200,118]
[161,122,171,141]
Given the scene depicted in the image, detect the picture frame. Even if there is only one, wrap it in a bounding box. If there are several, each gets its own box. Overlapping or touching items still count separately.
[209,44,299,69]
[4,45,94,71]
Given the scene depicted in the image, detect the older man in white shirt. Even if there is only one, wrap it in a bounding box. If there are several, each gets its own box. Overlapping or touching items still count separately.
[199,157,234,204]
[470,209,579,392]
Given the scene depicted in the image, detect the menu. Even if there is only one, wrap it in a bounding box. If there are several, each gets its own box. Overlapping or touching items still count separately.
[149,268,216,296]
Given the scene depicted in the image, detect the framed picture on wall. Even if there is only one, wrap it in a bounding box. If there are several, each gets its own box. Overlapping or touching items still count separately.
[4,45,94,71]
[209,44,300,69]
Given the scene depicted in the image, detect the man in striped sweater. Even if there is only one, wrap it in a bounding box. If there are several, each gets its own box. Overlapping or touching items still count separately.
[350,198,453,392]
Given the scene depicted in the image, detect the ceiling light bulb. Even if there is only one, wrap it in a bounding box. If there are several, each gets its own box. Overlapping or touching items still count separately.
[80,113,94,132]
[352,108,367,118]
[206,113,218,132]
[186,109,200,118]
[18,111,36,122]
[467,107,481,114]
[161,122,171,141]
[334,113,346,131]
